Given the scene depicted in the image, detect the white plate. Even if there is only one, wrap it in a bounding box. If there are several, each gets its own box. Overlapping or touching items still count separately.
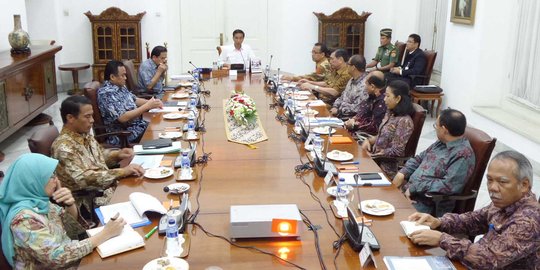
[326,150,354,161]
[171,93,190,99]
[360,199,395,216]
[178,82,193,87]
[143,257,189,270]
[291,95,309,100]
[312,126,336,135]
[299,108,319,116]
[165,183,190,194]
[158,131,183,139]
[144,167,174,179]
[326,186,352,197]
[163,113,188,120]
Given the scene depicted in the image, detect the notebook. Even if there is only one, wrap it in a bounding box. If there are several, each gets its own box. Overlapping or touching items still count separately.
[86,225,144,258]
[95,192,167,228]
[142,138,173,150]
[400,221,431,238]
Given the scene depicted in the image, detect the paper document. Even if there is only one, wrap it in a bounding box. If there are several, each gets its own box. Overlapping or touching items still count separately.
[296,100,325,107]
[130,155,163,169]
[149,107,182,113]
[339,172,391,186]
[400,221,431,237]
[170,74,193,80]
[96,192,168,228]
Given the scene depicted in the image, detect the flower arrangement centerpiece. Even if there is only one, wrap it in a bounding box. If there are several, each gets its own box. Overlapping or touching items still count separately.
[225,92,258,127]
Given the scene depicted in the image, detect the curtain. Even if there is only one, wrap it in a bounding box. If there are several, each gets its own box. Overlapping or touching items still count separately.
[509,0,540,110]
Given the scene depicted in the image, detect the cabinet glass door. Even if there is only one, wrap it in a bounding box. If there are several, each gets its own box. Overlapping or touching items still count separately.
[118,23,139,61]
[94,23,115,63]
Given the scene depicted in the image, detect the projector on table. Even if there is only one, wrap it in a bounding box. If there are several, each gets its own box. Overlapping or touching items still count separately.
[230,204,303,241]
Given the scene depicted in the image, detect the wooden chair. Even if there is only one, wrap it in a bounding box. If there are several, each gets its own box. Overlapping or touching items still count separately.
[373,103,427,166]
[83,81,131,148]
[27,124,59,157]
[216,46,222,56]
[426,127,497,216]
[410,49,437,87]
[122,60,152,99]
[394,41,407,66]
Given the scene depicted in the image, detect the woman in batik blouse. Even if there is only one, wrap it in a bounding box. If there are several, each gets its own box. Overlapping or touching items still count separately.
[0,153,125,270]
[361,80,414,178]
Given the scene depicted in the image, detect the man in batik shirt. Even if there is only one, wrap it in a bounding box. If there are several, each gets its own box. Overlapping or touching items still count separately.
[394,108,475,216]
[329,54,368,120]
[299,48,352,106]
[408,151,539,269]
[282,43,331,82]
[51,96,145,217]
[345,70,386,138]
[98,60,163,146]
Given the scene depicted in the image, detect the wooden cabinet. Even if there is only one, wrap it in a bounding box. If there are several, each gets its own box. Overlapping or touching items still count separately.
[314,8,371,57]
[85,7,145,81]
[0,45,62,142]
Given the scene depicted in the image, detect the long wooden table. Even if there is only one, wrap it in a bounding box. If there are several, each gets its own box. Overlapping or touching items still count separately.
[79,73,463,269]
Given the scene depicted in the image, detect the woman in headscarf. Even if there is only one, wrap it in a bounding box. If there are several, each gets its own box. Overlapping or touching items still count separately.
[0,153,125,269]
[361,80,414,178]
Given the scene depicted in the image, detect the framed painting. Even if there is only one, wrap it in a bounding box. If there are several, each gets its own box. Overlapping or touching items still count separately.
[451,0,477,25]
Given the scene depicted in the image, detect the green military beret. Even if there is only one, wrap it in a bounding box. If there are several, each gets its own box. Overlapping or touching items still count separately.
[380,28,392,37]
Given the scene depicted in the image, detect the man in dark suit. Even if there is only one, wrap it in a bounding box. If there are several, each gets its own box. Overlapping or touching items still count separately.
[387,34,427,87]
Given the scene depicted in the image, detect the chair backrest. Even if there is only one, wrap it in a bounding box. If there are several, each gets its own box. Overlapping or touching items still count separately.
[27,125,59,157]
[454,126,497,213]
[216,46,222,56]
[83,81,106,142]
[418,49,437,85]
[122,60,140,94]
[395,41,407,66]
[403,103,427,158]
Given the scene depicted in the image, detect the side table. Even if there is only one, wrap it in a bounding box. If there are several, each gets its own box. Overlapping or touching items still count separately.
[59,63,90,95]
[410,90,444,118]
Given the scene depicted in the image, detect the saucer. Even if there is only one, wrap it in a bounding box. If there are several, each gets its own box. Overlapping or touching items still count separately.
[312,126,336,135]
[360,199,395,216]
[144,167,174,179]
[326,150,353,161]
[158,131,182,139]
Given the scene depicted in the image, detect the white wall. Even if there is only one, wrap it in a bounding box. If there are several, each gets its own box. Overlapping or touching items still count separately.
[0,0,28,52]
[269,0,420,75]
[24,0,174,88]
[20,0,422,88]
[440,0,540,164]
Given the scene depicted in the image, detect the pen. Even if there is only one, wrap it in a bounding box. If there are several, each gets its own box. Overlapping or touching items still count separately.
[341,161,359,165]
[145,225,158,239]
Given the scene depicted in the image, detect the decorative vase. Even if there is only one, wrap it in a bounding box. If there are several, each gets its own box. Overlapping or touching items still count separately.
[8,14,30,54]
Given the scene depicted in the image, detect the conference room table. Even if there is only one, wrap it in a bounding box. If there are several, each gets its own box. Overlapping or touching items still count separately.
[79,72,464,269]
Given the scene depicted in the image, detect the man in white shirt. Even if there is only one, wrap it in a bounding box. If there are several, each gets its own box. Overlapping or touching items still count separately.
[219,29,256,69]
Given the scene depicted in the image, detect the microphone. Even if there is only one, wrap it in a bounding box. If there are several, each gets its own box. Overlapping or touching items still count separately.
[189,61,199,70]
[322,127,332,170]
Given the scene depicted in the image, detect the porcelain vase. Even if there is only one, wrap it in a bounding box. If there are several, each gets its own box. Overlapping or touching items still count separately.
[8,15,30,54]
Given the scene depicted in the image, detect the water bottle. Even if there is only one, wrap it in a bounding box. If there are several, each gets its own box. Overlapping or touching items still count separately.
[166,218,180,256]
[189,96,197,109]
[264,64,270,76]
[286,96,293,110]
[212,61,218,70]
[313,134,323,157]
[193,69,200,81]
[181,151,191,169]
[187,115,196,136]
[191,83,199,94]
[294,113,303,134]
[277,85,284,98]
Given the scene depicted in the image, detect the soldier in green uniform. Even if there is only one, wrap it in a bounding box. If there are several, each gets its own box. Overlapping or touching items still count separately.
[366,28,399,72]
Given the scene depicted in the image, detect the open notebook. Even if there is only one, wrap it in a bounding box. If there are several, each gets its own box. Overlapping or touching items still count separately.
[86,225,144,258]
[95,192,167,228]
